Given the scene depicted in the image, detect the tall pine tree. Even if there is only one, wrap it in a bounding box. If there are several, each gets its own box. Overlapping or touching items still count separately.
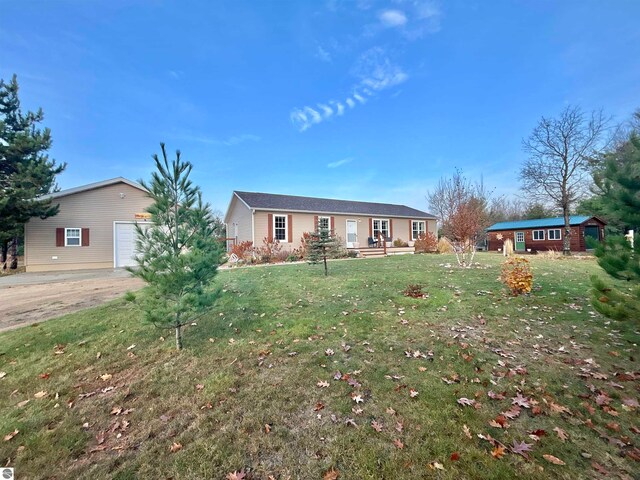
[128,144,223,350]
[590,115,640,322]
[0,74,65,269]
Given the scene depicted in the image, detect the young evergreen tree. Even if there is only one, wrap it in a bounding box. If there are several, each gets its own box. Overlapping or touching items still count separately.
[307,220,340,276]
[0,74,65,269]
[590,125,640,322]
[129,144,223,350]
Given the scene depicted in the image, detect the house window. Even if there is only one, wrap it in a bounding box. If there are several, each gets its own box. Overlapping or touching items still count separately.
[548,229,561,240]
[65,228,81,246]
[318,216,330,231]
[412,221,426,240]
[372,219,389,240]
[532,230,545,241]
[274,215,287,241]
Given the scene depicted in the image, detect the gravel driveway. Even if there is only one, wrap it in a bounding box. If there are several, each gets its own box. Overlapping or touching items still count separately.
[0,269,144,332]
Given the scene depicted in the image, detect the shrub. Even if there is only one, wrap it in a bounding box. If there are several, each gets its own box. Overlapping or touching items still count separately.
[393,238,409,247]
[255,236,282,263]
[230,241,253,260]
[403,284,427,298]
[414,232,438,253]
[500,257,533,296]
[437,236,454,254]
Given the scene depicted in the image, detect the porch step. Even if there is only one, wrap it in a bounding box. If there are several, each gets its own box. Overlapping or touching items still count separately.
[357,246,415,258]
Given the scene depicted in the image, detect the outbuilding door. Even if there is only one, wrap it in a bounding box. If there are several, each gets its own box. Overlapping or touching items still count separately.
[114,222,145,268]
[515,231,525,251]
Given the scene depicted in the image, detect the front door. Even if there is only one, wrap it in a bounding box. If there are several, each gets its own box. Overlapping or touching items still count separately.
[515,231,525,251]
[346,220,358,248]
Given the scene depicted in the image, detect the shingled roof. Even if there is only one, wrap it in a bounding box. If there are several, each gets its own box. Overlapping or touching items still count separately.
[233,191,435,219]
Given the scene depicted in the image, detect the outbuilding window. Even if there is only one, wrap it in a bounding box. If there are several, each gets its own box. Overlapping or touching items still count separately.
[65,228,81,246]
[548,229,562,240]
[532,230,545,241]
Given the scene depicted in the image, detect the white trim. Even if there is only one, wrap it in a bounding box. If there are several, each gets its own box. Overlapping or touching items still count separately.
[318,215,331,231]
[251,209,255,245]
[411,220,426,241]
[346,219,358,248]
[372,218,390,239]
[548,228,562,240]
[273,214,288,243]
[41,177,146,200]
[532,229,545,241]
[224,192,253,224]
[64,227,81,247]
[515,231,525,245]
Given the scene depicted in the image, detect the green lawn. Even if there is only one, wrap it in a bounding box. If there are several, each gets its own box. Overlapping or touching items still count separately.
[0,254,638,479]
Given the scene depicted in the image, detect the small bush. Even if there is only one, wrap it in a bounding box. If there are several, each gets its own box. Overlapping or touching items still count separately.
[437,236,454,254]
[415,232,438,253]
[393,238,409,247]
[230,241,253,260]
[500,257,533,296]
[403,284,427,298]
[255,236,282,263]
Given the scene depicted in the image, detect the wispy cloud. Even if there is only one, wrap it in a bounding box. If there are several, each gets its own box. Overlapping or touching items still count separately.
[327,157,353,168]
[316,45,332,62]
[379,9,408,28]
[290,47,408,132]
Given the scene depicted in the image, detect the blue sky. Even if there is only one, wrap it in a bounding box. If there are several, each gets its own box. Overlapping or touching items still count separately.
[2,0,639,214]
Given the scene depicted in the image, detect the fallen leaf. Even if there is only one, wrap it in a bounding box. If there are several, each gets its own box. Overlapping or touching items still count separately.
[195,384,204,391]
[352,394,364,404]
[371,420,383,432]
[511,440,533,456]
[264,423,271,433]
[3,429,19,442]
[170,442,182,453]
[543,454,565,465]
[100,374,112,381]
[491,446,505,459]
[314,402,325,411]
[463,424,472,439]
[457,397,475,407]
[409,389,419,398]
[0,372,6,379]
[386,407,396,415]
[39,373,50,380]
[317,380,330,388]
[553,427,569,442]
[16,400,29,408]
[393,438,404,449]
[126,344,136,350]
[511,393,531,408]
[227,470,247,480]
[450,451,460,461]
[323,467,339,480]
[34,390,48,399]
[325,349,335,356]
[428,461,445,471]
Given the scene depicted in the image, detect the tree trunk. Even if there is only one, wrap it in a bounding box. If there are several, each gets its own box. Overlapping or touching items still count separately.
[1,241,7,270]
[175,324,183,350]
[9,237,18,269]
[562,209,571,256]
[323,254,328,276]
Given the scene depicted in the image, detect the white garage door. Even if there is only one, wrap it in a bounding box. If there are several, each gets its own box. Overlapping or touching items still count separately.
[114,223,144,268]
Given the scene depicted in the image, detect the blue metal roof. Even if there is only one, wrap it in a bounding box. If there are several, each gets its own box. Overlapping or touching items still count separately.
[487,216,592,231]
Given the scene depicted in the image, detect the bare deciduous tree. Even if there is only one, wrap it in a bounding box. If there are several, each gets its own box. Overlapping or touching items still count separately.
[520,106,608,255]
[427,170,491,267]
